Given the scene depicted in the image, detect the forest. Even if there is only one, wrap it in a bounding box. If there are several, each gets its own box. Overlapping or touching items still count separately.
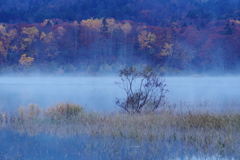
[0,0,240,75]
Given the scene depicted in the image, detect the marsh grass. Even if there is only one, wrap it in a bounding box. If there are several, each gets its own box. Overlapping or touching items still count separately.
[0,101,240,159]
[45,102,84,123]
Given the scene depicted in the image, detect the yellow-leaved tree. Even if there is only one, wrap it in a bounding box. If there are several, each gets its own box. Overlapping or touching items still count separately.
[138,30,156,53]
[19,54,34,68]
[55,26,66,40]
[20,26,39,53]
[106,18,118,31]
[80,18,102,32]
[0,24,18,62]
[120,21,132,37]
[40,31,58,59]
[158,43,173,57]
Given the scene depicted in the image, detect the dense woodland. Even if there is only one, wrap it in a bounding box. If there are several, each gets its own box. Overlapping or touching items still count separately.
[0,0,240,75]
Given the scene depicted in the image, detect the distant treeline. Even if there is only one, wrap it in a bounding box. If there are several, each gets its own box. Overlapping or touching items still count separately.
[0,0,240,74]
[1,0,240,24]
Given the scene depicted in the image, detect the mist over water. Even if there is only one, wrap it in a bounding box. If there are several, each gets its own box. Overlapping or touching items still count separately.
[0,76,240,112]
[167,76,240,110]
[1,76,240,160]
[0,76,123,112]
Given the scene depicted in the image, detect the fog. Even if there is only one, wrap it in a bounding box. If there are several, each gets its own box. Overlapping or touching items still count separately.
[0,76,123,112]
[1,76,240,160]
[1,76,240,112]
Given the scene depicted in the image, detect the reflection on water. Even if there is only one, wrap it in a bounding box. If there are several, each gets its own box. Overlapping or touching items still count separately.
[0,130,237,160]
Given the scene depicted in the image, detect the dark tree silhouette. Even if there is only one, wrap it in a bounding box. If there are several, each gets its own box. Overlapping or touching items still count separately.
[115,66,168,114]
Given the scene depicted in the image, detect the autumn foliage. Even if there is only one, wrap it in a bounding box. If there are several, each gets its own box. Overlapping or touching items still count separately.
[0,14,240,74]
[19,54,34,68]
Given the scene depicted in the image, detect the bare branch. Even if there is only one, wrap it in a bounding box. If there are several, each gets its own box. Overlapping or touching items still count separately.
[115,66,168,114]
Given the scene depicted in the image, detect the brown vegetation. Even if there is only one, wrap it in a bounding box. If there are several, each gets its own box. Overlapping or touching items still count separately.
[0,101,239,158]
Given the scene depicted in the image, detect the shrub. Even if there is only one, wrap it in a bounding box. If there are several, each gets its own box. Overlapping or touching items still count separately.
[45,102,83,122]
[26,104,40,119]
[18,104,40,121]
[115,66,168,114]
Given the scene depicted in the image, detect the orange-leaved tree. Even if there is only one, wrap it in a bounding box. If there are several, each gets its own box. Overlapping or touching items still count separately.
[138,30,156,61]
[19,54,34,69]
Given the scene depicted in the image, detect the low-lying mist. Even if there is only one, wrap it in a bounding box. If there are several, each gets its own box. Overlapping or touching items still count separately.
[1,76,240,160]
[0,76,240,112]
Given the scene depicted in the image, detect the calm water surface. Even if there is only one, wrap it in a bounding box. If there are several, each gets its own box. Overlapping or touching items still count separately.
[1,76,239,160]
[0,130,237,160]
[0,76,240,112]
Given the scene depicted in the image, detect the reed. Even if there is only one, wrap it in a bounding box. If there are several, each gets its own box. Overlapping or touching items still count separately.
[0,101,240,159]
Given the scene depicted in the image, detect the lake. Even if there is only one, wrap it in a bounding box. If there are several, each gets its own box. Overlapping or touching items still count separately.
[0,129,237,160]
[0,76,240,112]
[1,76,240,160]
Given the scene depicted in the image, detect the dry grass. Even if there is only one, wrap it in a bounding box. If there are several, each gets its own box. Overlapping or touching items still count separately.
[0,101,240,159]
[45,102,84,122]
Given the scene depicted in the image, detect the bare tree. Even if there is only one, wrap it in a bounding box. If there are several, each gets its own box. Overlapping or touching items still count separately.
[115,66,168,114]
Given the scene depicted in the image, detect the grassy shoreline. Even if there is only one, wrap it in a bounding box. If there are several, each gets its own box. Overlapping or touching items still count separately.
[0,102,240,159]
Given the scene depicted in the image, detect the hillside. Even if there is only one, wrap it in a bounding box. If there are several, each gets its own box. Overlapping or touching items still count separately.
[0,0,240,74]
